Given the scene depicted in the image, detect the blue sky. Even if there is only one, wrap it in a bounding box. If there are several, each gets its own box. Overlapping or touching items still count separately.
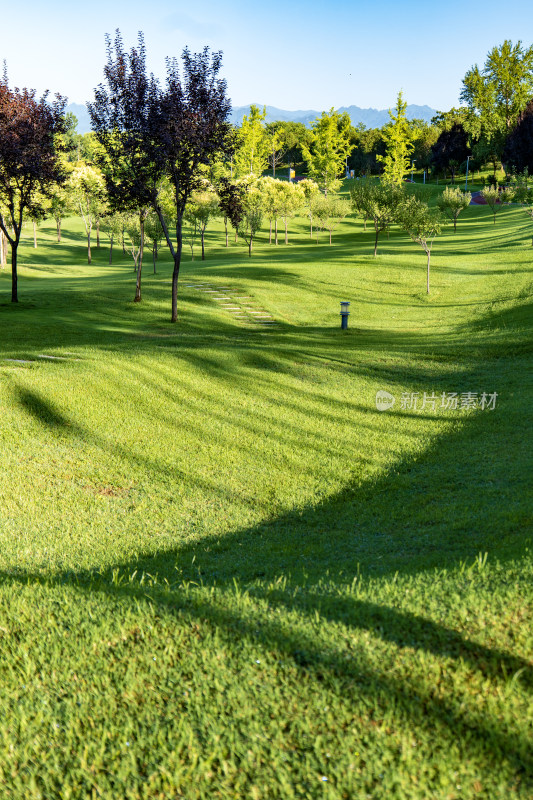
[3,0,533,112]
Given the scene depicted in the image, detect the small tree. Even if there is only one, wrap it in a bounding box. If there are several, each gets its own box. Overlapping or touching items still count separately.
[275,181,304,244]
[50,185,70,242]
[396,196,442,293]
[257,176,282,244]
[239,188,263,256]
[267,127,286,178]
[481,185,515,224]
[144,210,166,271]
[297,178,320,237]
[312,195,351,244]
[377,91,414,186]
[436,186,472,232]
[0,75,66,302]
[186,189,219,259]
[350,180,402,255]
[68,163,107,263]
[101,211,125,264]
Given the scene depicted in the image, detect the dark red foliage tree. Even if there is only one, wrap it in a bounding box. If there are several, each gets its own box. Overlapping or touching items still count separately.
[0,73,66,302]
[503,99,533,174]
[89,31,234,322]
[430,123,471,184]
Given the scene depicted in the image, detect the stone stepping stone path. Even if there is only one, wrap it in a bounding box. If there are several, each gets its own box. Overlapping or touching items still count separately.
[187,282,279,329]
[3,353,81,367]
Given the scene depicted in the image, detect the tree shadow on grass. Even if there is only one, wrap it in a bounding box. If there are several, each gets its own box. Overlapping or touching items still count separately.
[3,332,533,786]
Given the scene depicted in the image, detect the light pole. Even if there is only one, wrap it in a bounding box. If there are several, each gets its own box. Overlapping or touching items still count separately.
[465,156,470,191]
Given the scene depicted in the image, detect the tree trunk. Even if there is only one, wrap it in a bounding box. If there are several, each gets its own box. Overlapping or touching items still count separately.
[33,221,37,248]
[426,249,431,294]
[201,226,205,260]
[374,227,379,257]
[275,219,278,245]
[87,227,92,264]
[134,217,145,302]
[109,235,113,264]
[56,217,61,242]
[273,151,275,178]
[11,243,18,303]
[454,216,457,233]
[248,235,253,257]
[329,230,332,245]
[153,245,156,273]
[170,219,183,323]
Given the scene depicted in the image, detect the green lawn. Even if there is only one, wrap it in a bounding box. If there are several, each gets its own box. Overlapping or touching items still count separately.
[0,197,532,799]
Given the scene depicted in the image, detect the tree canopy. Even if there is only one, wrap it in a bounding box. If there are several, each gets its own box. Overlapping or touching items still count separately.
[0,74,66,302]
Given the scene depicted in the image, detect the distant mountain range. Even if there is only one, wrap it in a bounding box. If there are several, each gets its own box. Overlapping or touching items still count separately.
[67,102,438,135]
[230,103,438,128]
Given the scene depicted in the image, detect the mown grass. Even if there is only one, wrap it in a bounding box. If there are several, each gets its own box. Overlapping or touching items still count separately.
[0,195,532,799]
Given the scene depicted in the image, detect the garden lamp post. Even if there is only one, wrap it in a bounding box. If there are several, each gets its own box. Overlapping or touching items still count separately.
[340,301,350,330]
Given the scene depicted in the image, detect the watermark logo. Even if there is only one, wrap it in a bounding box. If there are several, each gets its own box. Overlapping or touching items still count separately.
[375,390,498,413]
[375,390,396,411]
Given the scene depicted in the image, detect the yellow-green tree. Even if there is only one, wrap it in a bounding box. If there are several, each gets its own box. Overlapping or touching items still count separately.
[301,109,352,195]
[234,105,270,178]
[377,92,414,186]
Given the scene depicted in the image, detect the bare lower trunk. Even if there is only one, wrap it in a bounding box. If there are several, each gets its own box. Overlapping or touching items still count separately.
[275,219,278,245]
[56,218,61,242]
[11,243,18,302]
[248,235,253,257]
[134,218,145,302]
[374,228,379,257]
[170,220,183,323]
[109,235,113,265]
[201,227,205,260]
[426,250,431,294]
[329,230,332,245]
[153,245,156,273]
[87,228,92,264]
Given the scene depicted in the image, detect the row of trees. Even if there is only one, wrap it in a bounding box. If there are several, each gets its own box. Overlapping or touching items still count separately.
[1,34,532,315]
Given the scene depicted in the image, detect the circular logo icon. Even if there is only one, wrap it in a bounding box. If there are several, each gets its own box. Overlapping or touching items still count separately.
[376,390,395,411]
